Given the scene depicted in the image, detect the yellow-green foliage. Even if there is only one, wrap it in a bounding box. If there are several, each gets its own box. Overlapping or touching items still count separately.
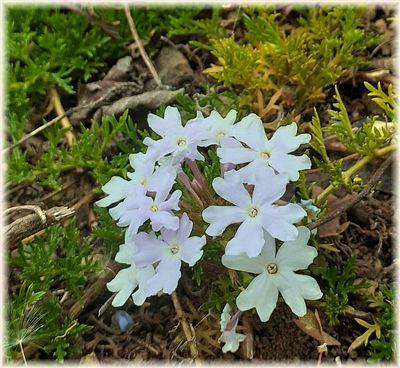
[205,7,381,117]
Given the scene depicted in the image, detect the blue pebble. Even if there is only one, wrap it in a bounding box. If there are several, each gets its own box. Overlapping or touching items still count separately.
[115,310,134,332]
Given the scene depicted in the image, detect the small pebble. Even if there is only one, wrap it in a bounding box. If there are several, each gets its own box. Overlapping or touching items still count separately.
[115,310,134,332]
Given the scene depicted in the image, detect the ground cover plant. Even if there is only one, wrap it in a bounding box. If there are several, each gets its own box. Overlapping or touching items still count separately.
[4,4,396,364]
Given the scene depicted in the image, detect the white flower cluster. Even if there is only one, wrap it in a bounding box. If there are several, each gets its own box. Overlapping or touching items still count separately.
[97,106,322,352]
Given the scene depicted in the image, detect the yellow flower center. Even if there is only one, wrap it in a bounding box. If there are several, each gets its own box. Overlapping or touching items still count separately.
[260,151,271,160]
[169,243,180,255]
[176,138,187,147]
[248,208,259,218]
[267,263,278,274]
[150,204,158,212]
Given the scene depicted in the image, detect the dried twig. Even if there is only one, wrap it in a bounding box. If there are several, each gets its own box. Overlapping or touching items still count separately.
[308,156,392,231]
[171,291,200,362]
[49,88,76,146]
[123,4,163,88]
[6,206,75,249]
[68,261,120,320]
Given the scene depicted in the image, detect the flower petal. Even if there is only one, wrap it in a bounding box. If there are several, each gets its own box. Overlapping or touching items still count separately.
[132,232,165,267]
[276,227,318,270]
[132,265,156,305]
[96,176,135,207]
[225,220,264,257]
[261,204,306,241]
[236,273,278,322]
[158,190,181,211]
[115,232,136,264]
[146,257,182,295]
[220,304,231,331]
[252,168,288,205]
[117,208,149,236]
[147,106,182,137]
[274,272,307,317]
[232,115,267,150]
[269,122,311,153]
[217,145,256,165]
[107,266,138,307]
[222,252,266,274]
[221,330,246,353]
[150,211,180,231]
[179,236,205,266]
[268,153,311,181]
[212,170,251,207]
[176,213,193,242]
[202,206,245,236]
[148,163,177,193]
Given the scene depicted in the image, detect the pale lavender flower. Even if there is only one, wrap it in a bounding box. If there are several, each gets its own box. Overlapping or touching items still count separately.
[143,107,207,162]
[109,182,181,236]
[96,152,176,208]
[217,122,311,182]
[133,213,206,295]
[199,110,237,146]
[202,169,306,257]
[106,233,155,307]
[219,304,246,353]
[222,227,322,322]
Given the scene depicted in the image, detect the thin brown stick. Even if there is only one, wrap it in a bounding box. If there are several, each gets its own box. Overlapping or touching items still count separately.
[123,4,163,87]
[171,291,200,362]
[49,88,76,146]
[4,114,67,154]
[307,156,392,231]
[3,81,129,155]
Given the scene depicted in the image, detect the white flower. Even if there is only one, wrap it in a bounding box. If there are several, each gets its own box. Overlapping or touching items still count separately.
[143,106,206,162]
[107,264,155,307]
[222,226,322,322]
[109,182,181,235]
[199,110,237,146]
[202,169,306,257]
[219,304,246,353]
[96,152,176,208]
[217,121,311,182]
[133,213,206,295]
[106,233,155,307]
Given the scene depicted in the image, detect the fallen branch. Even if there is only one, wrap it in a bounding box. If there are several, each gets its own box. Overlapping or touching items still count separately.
[6,206,75,249]
[308,155,392,231]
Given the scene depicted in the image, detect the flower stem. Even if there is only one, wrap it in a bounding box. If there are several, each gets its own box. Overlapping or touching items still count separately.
[315,143,396,206]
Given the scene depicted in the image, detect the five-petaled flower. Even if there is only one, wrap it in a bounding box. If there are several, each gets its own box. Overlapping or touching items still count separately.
[202,169,306,257]
[132,213,206,295]
[96,152,176,209]
[143,106,207,163]
[222,227,322,322]
[218,121,311,183]
[109,184,182,236]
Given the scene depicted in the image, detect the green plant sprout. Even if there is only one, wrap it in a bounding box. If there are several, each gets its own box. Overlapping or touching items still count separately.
[318,257,369,326]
